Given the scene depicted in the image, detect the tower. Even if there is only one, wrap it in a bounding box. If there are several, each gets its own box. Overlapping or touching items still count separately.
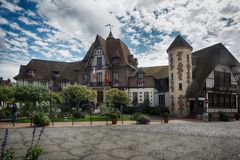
[167,35,193,117]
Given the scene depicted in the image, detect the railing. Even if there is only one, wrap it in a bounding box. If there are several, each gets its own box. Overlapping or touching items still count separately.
[212,84,238,92]
[90,82,112,87]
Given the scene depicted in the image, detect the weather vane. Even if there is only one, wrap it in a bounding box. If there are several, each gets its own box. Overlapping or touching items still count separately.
[105,24,113,31]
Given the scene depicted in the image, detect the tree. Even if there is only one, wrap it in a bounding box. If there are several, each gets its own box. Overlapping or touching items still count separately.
[15,85,50,103]
[0,85,14,106]
[62,85,96,112]
[105,88,129,109]
[14,85,50,114]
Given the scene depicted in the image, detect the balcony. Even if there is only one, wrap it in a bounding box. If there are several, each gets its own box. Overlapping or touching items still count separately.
[212,84,238,92]
[90,81,112,87]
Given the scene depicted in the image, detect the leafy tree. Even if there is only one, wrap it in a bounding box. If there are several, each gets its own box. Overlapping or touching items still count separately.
[14,85,50,114]
[0,85,14,106]
[105,88,129,109]
[62,85,96,112]
[15,85,50,104]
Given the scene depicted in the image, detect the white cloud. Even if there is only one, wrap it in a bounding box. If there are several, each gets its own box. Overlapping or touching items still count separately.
[57,49,71,57]
[0,17,8,24]
[0,60,28,82]
[37,0,122,43]
[1,0,22,12]
[18,16,39,25]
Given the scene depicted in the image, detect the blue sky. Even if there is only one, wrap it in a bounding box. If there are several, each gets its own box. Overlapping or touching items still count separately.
[0,0,240,81]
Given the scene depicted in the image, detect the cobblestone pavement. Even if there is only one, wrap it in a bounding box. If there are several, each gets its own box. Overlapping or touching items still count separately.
[0,122,240,160]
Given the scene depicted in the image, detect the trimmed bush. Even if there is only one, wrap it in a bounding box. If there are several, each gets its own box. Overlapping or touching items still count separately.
[110,112,118,120]
[218,112,229,122]
[73,111,85,118]
[163,112,169,123]
[33,112,50,126]
[134,113,151,124]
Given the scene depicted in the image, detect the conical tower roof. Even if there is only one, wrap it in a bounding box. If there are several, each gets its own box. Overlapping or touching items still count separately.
[167,35,193,53]
[107,31,114,39]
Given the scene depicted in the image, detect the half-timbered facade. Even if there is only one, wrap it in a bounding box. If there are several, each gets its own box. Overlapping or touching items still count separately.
[14,32,240,117]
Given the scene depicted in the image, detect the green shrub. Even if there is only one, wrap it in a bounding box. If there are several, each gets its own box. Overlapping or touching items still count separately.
[134,113,150,124]
[25,145,43,160]
[3,148,15,160]
[33,112,49,126]
[218,112,229,121]
[163,112,169,119]
[110,112,118,120]
[73,111,85,118]
[235,113,240,120]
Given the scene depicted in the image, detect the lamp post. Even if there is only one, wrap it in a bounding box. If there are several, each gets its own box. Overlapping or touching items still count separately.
[72,107,76,126]
[49,80,54,126]
[121,104,123,124]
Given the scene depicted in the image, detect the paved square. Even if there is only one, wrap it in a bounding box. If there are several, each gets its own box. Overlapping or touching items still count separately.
[1,122,240,160]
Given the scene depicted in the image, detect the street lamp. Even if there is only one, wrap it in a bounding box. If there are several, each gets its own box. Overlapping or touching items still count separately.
[72,107,76,126]
[49,80,54,126]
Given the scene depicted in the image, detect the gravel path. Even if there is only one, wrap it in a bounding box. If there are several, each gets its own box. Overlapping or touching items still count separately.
[0,122,240,160]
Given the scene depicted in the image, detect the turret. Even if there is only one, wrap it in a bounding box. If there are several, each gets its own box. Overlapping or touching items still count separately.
[167,35,193,117]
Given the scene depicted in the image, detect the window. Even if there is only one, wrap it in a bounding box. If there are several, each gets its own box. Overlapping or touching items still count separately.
[113,72,119,84]
[97,57,102,66]
[112,57,120,65]
[133,92,138,99]
[214,94,220,108]
[171,73,173,80]
[179,83,182,90]
[41,81,46,86]
[144,92,149,101]
[231,95,236,108]
[96,72,102,86]
[83,74,88,83]
[214,71,231,87]
[28,81,33,85]
[208,93,214,108]
[132,92,138,105]
[187,54,189,62]
[27,69,34,77]
[159,95,165,107]
[137,73,144,87]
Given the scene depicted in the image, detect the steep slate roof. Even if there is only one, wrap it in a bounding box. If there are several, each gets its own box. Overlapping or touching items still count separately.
[15,32,137,81]
[167,35,193,52]
[130,66,169,79]
[81,32,137,70]
[186,43,240,98]
[14,59,81,81]
[107,31,114,39]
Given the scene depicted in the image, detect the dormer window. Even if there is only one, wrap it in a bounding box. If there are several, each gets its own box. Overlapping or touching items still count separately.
[97,57,102,66]
[26,69,34,77]
[112,57,120,65]
[52,71,60,79]
[137,73,144,87]
[137,68,145,87]
[112,51,121,65]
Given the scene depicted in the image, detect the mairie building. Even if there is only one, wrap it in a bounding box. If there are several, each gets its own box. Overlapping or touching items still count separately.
[14,32,240,117]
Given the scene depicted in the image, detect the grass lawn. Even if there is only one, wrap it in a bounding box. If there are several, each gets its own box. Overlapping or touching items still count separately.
[15,115,134,123]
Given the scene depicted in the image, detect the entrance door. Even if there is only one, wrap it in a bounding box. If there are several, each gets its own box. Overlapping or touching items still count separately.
[97,91,103,105]
[190,101,194,116]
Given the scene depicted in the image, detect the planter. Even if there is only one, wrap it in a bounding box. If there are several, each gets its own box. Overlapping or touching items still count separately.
[112,119,117,124]
[164,118,169,123]
[137,120,150,125]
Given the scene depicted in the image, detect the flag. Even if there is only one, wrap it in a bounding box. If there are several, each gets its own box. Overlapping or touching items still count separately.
[104,69,109,85]
[92,67,96,80]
